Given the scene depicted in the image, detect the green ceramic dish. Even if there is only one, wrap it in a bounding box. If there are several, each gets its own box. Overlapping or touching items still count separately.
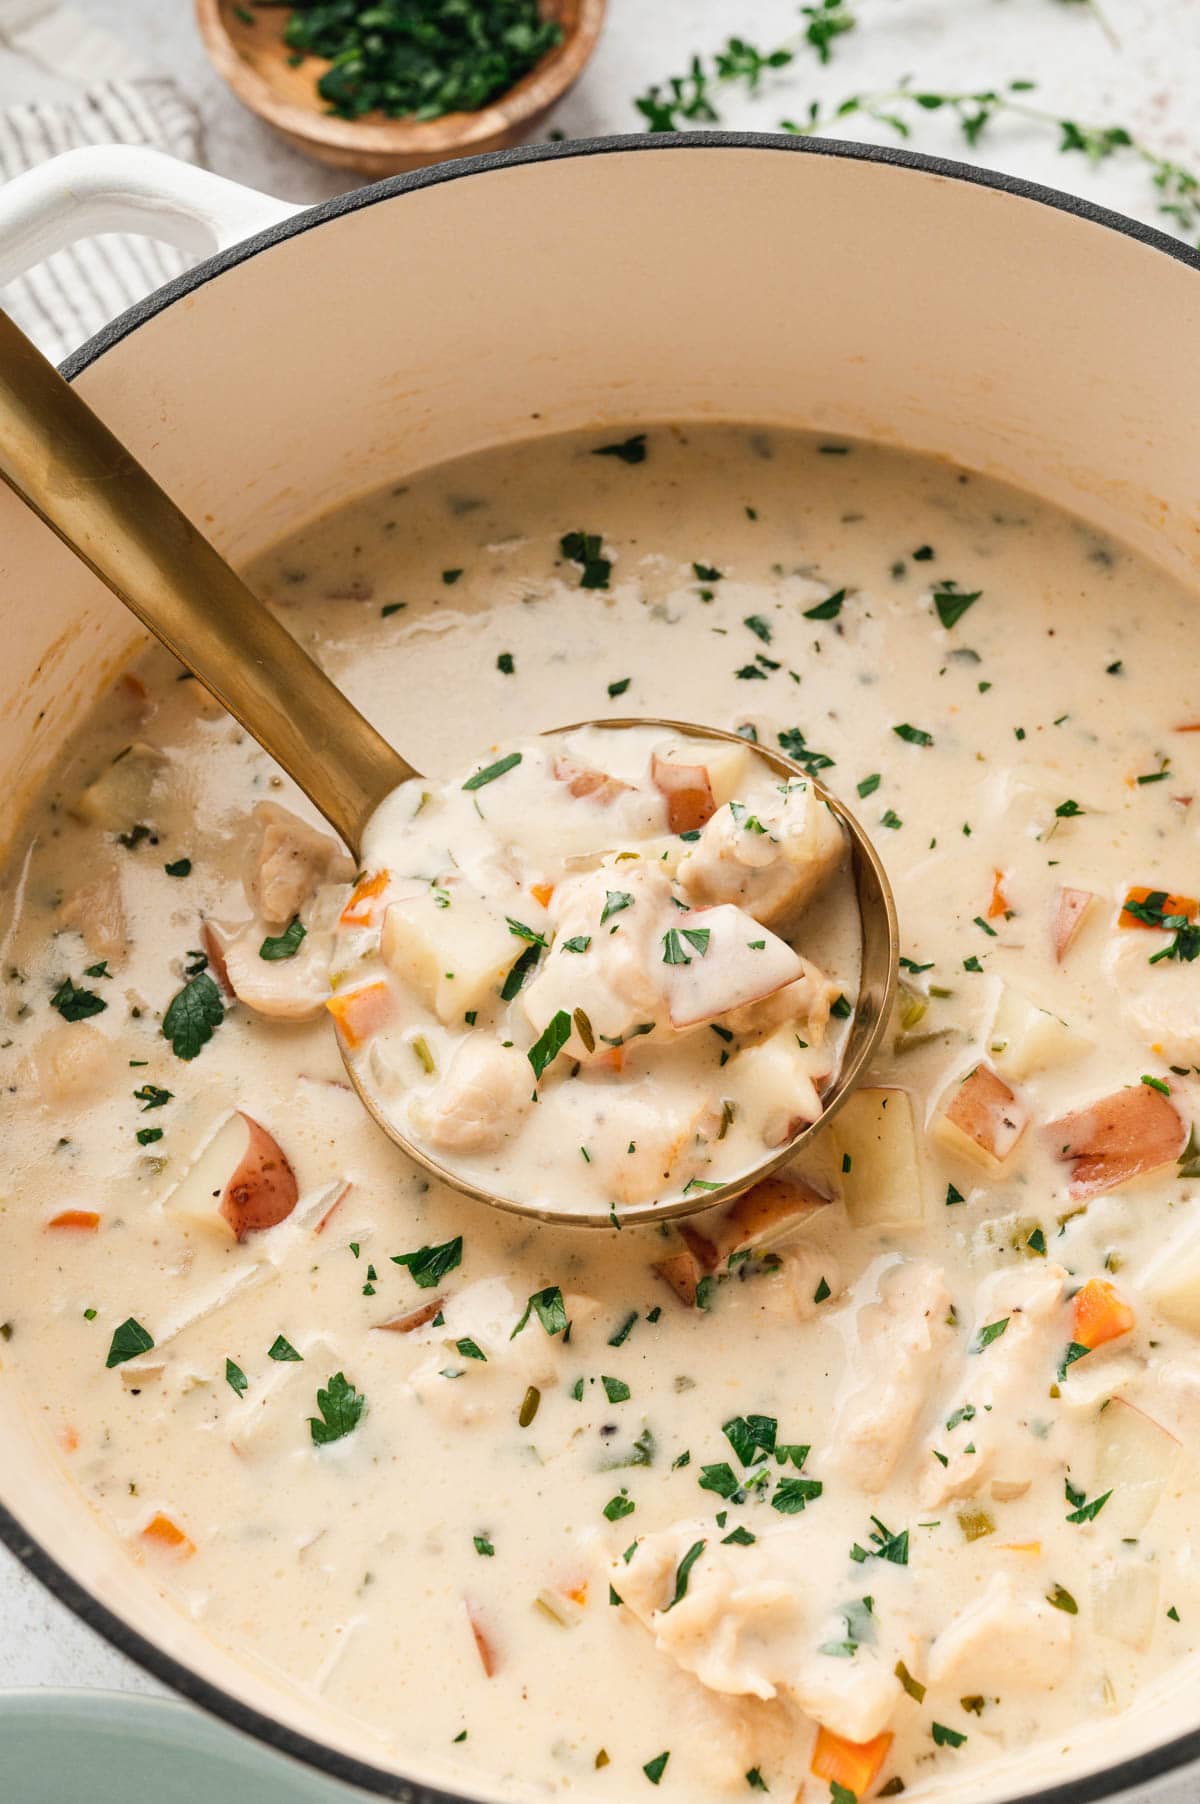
[0,1689,364,1803]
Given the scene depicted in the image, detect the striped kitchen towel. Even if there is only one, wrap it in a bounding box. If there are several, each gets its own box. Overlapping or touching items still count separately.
[0,3,203,361]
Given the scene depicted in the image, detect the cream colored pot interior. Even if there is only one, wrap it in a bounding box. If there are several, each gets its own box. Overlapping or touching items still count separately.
[2,142,1200,1799]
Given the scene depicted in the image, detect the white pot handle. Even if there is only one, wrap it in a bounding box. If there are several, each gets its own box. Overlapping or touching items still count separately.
[0,144,300,286]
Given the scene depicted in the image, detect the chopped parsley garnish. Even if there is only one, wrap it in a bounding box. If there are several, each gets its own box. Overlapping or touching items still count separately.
[1064,1479,1112,1524]
[698,1461,741,1500]
[594,433,647,464]
[830,993,852,1019]
[723,1414,778,1467]
[259,917,306,960]
[607,676,632,697]
[771,1476,823,1514]
[931,1723,967,1748]
[777,726,835,774]
[528,1009,572,1079]
[893,723,933,746]
[309,1372,366,1445]
[507,917,548,948]
[813,1276,832,1304]
[602,1375,631,1403]
[105,1317,153,1368]
[803,588,846,621]
[391,1236,463,1288]
[857,773,881,798]
[501,942,541,1000]
[963,954,983,972]
[881,809,903,829]
[268,1335,302,1362]
[50,976,106,1021]
[1057,1340,1090,1380]
[604,1493,635,1521]
[723,1526,756,1546]
[932,581,981,629]
[136,1127,163,1146]
[133,1084,172,1110]
[643,1752,670,1786]
[693,562,722,582]
[561,529,611,589]
[945,1183,964,1206]
[497,652,515,674]
[225,1357,248,1397]
[970,1317,1009,1353]
[895,1659,925,1702]
[662,925,711,964]
[663,1540,706,1611]
[473,1535,495,1556]
[744,614,773,642]
[608,1311,639,1348]
[456,1338,487,1362]
[164,857,192,877]
[1054,799,1085,818]
[463,751,522,791]
[562,935,591,954]
[1047,1582,1078,1613]
[511,1285,568,1339]
[162,970,223,1060]
[601,890,633,924]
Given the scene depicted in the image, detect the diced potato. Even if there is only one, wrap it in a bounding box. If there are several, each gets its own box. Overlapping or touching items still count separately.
[677,783,845,928]
[926,1576,1072,1689]
[1091,1559,1160,1652]
[72,741,165,831]
[1046,1084,1185,1198]
[27,1021,125,1107]
[651,749,716,834]
[218,885,347,1023]
[932,1064,1027,1168]
[832,1087,924,1227]
[663,905,803,1029]
[1141,1222,1200,1335]
[1094,1397,1181,1535]
[987,985,1090,1081]
[695,1173,830,1266]
[163,1110,297,1242]
[724,1028,825,1148]
[247,802,354,925]
[675,740,751,809]
[652,1247,704,1307]
[382,884,517,1024]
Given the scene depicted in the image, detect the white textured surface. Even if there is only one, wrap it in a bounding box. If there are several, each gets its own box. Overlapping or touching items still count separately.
[1,1,1199,1796]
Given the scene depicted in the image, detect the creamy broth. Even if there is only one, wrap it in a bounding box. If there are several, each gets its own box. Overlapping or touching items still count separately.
[3,425,1200,1802]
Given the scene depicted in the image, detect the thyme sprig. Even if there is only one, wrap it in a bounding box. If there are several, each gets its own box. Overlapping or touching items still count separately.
[634,44,1200,249]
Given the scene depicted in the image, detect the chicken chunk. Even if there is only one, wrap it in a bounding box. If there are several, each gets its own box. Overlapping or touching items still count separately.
[57,864,128,968]
[1111,930,1200,1065]
[409,1037,532,1155]
[926,1575,1072,1691]
[616,1523,905,1742]
[831,1261,952,1493]
[216,884,347,1022]
[26,1020,126,1107]
[523,862,673,1058]
[244,801,355,926]
[72,741,165,832]
[677,783,845,928]
[924,1264,1067,1505]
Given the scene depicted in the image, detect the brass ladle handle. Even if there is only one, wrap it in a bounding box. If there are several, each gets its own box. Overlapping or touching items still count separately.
[0,307,415,857]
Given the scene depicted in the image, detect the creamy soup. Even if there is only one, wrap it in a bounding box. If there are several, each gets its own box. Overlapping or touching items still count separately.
[332,724,856,1215]
[3,425,1200,1804]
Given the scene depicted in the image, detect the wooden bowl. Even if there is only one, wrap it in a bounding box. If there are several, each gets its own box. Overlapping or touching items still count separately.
[195,0,607,177]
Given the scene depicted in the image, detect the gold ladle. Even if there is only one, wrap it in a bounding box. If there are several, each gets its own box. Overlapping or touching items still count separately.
[0,306,898,1227]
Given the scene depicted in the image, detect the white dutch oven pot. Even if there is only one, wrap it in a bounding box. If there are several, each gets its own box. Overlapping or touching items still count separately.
[0,136,1198,1804]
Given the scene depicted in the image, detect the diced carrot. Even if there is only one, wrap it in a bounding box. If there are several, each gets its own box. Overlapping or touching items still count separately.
[119,672,148,702]
[1054,886,1094,962]
[999,1541,1041,1554]
[325,982,392,1050]
[987,869,1011,919]
[375,1296,444,1333]
[1120,886,1198,929]
[59,1426,79,1453]
[595,1045,625,1073]
[1174,723,1200,732]
[530,882,555,908]
[141,1512,195,1558]
[1072,1277,1135,1351]
[46,1210,100,1232]
[314,1180,352,1235]
[339,869,390,928]
[564,1579,589,1606]
[465,1601,498,1676]
[811,1727,893,1798]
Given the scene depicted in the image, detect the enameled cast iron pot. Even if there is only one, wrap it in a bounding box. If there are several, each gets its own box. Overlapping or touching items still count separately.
[1,133,1199,1804]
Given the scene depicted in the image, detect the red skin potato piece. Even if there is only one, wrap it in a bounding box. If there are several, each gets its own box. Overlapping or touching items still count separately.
[375,1296,446,1334]
[1046,1084,1187,1198]
[651,752,717,834]
[220,1112,299,1240]
[1053,887,1094,962]
[943,1064,1027,1162]
[552,753,631,806]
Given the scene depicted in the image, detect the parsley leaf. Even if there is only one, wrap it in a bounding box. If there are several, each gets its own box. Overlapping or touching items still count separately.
[391,1236,463,1289]
[593,433,646,464]
[268,1335,302,1362]
[511,1284,568,1339]
[463,751,522,791]
[50,976,107,1021]
[663,1540,706,1610]
[225,1357,248,1397]
[309,1371,366,1445]
[161,970,223,1060]
[932,581,982,629]
[105,1317,154,1368]
[528,1009,572,1079]
[771,1476,823,1514]
[259,917,307,960]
